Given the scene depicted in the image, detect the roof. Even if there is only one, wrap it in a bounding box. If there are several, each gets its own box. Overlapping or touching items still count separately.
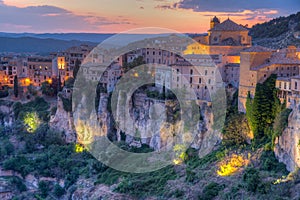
[242,46,274,53]
[209,19,248,32]
[251,49,300,71]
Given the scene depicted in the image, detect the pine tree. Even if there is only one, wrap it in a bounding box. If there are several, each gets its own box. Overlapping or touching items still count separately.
[73,59,81,79]
[13,75,18,98]
[246,74,281,141]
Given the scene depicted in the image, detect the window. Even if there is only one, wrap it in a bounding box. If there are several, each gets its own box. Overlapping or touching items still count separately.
[205,70,207,75]
[295,82,298,90]
[190,69,193,75]
[190,77,193,84]
[199,78,202,83]
[284,82,286,89]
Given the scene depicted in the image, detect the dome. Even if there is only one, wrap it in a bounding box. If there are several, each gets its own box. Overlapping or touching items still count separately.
[211,16,220,23]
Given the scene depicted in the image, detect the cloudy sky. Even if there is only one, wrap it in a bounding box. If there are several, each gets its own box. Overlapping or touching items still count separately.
[0,0,299,33]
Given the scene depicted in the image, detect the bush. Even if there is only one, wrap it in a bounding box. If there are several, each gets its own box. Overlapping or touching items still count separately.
[53,184,65,197]
[9,177,27,192]
[59,94,72,112]
[199,182,225,200]
[3,155,31,177]
[38,181,49,198]
[105,166,177,197]
[260,151,288,174]
[0,89,8,98]
[243,167,261,192]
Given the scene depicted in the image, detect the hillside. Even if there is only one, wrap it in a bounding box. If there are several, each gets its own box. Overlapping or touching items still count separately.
[0,33,114,44]
[250,12,300,49]
[0,37,96,54]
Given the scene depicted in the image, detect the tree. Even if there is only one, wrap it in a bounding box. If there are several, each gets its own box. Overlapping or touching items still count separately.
[58,74,62,92]
[13,75,18,98]
[123,56,145,73]
[73,59,81,79]
[222,113,250,146]
[41,81,54,96]
[246,74,281,141]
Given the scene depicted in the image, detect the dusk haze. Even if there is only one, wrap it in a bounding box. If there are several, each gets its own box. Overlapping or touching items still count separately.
[0,0,299,33]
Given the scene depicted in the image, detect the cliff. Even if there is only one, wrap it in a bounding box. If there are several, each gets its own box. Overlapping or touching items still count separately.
[0,101,14,127]
[274,106,300,172]
[96,91,222,157]
[49,91,76,143]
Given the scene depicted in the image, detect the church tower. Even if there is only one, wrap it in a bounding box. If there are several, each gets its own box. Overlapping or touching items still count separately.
[210,16,220,29]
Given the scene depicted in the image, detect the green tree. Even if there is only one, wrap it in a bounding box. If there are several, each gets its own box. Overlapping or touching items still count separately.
[246,74,281,141]
[41,81,55,96]
[38,181,49,198]
[13,75,18,98]
[58,74,62,92]
[73,59,81,79]
[222,113,250,146]
[123,56,145,73]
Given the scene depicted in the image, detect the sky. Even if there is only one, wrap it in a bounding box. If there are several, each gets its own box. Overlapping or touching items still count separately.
[0,0,299,33]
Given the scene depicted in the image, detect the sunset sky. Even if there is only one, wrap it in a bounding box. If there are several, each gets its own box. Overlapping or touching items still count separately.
[0,0,299,33]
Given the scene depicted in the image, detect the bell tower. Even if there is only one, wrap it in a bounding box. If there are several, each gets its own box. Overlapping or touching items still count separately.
[210,16,220,29]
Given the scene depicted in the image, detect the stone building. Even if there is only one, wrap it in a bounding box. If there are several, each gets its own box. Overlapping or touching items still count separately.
[26,57,53,87]
[52,44,94,82]
[238,46,300,112]
[184,17,250,88]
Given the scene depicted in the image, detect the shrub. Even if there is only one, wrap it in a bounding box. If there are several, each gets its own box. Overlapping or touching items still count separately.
[9,177,27,192]
[38,181,49,198]
[222,113,250,146]
[0,89,9,98]
[3,155,31,177]
[53,184,65,197]
[260,151,288,174]
[243,167,261,192]
[199,182,225,200]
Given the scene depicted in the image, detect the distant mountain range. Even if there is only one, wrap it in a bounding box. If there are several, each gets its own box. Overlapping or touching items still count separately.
[0,37,97,54]
[0,33,114,44]
[0,33,176,54]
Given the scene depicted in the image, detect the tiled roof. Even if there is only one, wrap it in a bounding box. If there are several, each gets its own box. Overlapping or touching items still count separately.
[242,46,274,52]
[251,50,300,71]
[209,19,248,31]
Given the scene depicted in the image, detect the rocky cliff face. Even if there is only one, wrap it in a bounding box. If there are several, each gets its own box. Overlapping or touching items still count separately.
[274,106,300,172]
[96,91,222,157]
[50,93,76,143]
[0,101,14,127]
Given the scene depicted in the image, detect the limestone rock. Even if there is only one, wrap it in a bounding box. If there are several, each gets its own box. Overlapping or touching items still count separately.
[50,93,76,143]
[274,105,300,172]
